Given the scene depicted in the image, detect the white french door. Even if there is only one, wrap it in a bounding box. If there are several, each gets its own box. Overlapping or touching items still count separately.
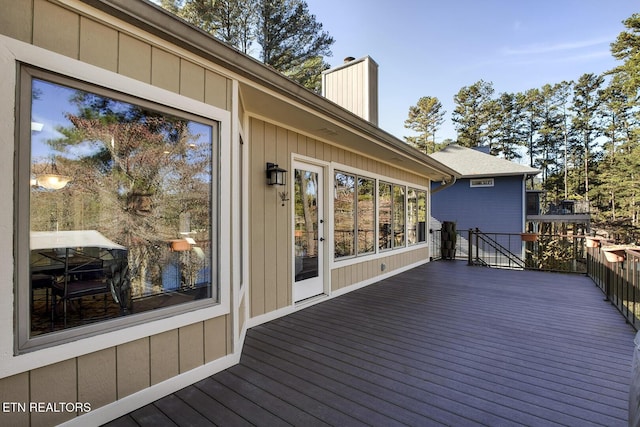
[292,162,325,302]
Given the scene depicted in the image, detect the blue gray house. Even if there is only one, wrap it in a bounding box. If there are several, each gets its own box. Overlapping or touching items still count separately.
[429,144,540,258]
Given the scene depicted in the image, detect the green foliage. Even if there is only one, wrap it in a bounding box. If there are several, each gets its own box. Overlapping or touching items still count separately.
[424,11,640,240]
[159,0,333,92]
[403,96,445,154]
[610,13,640,103]
[451,80,494,147]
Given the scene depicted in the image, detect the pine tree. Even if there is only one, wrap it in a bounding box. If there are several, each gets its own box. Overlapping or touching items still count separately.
[570,73,604,202]
[256,0,334,91]
[403,96,445,154]
[159,0,333,91]
[493,92,525,161]
[452,80,494,147]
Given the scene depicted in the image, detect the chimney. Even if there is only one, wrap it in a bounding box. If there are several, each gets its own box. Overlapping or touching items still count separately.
[321,56,379,126]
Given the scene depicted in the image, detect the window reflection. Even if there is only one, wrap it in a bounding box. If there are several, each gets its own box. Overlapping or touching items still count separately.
[334,172,355,257]
[357,177,375,255]
[29,77,216,336]
[378,183,392,250]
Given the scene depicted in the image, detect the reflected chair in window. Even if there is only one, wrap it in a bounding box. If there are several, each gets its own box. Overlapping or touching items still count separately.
[51,258,111,328]
[107,257,131,314]
[31,273,54,318]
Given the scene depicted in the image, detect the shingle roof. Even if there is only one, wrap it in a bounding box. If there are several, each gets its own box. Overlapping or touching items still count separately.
[429,144,540,178]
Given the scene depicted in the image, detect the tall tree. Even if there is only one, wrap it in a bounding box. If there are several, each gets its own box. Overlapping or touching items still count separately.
[610,13,640,103]
[493,92,525,161]
[536,83,567,185]
[403,96,446,154]
[160,0,333,91]
[256,0,334,90]
[452,80,494,147]
[570,73,604,202]
[179,0,257,53]
[517,88,542,171]
[608,14,640,231]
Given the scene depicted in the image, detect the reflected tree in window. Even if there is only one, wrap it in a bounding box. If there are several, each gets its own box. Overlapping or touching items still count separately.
[378,182,392,250]
[31,79,214,307]
[393,185,405,247]
[334,172,355,257]
[357,177,375,254]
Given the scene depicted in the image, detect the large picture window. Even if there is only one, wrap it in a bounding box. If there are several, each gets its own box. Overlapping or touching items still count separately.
[19,68,218,344]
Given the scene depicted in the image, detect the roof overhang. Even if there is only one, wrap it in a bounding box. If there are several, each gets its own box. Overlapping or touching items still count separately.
[79,0,458,182]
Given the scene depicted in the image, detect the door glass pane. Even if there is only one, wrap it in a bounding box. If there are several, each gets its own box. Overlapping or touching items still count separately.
[294,169,319,281]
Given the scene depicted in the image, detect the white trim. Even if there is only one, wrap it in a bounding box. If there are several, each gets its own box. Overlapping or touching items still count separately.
[0,35,232,377]
[328,161,430,270]
[291,158,329,302]
[59,352,240,427]
[230,78,242,354]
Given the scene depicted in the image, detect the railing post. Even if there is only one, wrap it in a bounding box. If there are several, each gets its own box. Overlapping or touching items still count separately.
[467,229,473,265]
[475,227,480,261]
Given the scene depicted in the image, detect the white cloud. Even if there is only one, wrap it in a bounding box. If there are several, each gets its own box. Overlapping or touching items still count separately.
[501,36,615,56]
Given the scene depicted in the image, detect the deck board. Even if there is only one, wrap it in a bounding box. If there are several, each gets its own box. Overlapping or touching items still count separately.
[105,261,635,426]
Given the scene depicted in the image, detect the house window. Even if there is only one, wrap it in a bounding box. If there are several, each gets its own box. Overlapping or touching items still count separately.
[378,182,393,250]
[357,177,375,255]
[392,185,405,248]
[334,172,356,257]
[18,67,218,349]
[334,172,375,258]
[470,178,494,187]
[407,188,427,245]
[379,182,407,250]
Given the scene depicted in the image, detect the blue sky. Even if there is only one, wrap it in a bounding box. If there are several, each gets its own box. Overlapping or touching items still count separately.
[304,0,638,142]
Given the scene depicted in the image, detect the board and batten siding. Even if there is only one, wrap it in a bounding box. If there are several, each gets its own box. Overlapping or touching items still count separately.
[249,117,430,318]
[0,1,233,425]
[322,57,378,125]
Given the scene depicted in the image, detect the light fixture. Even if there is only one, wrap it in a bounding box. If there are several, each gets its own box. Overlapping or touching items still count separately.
[36,173,72,190]
[35,159,71,190]
[266,162,287,186]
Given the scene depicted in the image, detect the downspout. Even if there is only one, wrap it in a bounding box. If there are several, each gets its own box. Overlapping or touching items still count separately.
[431,175,457,194]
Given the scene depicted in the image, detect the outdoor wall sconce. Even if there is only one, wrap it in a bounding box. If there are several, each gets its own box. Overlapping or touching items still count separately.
[266,162,287,186]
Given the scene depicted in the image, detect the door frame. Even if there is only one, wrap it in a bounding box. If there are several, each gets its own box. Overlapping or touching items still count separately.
[291,156,329,303]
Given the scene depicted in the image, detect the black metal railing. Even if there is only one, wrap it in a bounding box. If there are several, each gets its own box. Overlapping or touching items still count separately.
[464,230,589,273]
[432,227,592,273]
[587,244,640,330]
[467,229,526,269]
[430,228,471,261]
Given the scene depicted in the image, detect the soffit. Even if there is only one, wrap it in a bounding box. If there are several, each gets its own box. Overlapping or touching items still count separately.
[240,82,455,181]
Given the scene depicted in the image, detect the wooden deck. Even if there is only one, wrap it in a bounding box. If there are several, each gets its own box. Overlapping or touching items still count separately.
[106,261,636,426]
